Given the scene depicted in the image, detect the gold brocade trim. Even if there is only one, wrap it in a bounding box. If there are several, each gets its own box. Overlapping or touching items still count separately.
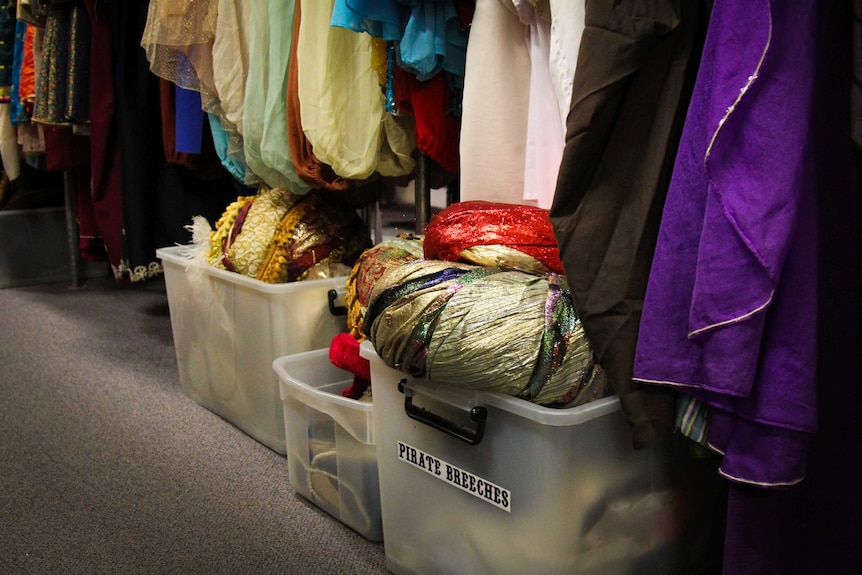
[255,198,317,283]
[208,194,256,267]
[112,259,164,283]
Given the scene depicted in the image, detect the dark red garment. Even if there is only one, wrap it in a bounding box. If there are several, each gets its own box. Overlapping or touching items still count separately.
[81,0,125,277]
[394,68,460,175]
[423,200,563,273]
[41,124,109,265]
[454,0,475,30]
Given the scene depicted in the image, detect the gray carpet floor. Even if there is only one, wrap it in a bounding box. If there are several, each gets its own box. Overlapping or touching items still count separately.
[0,273,389,575]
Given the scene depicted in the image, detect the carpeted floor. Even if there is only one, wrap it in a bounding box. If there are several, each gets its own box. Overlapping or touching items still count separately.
[0,272,389,575]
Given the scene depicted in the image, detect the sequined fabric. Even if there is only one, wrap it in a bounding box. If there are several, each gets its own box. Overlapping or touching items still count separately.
[423,200,564,274]
[32,0,90,125]
[364,259,608,406]
[211,187,301,278]
[207,187,372,284]
[0,1,16,95]
[344,233,425,339]
[255,193,372,283]
[139,0,217,92]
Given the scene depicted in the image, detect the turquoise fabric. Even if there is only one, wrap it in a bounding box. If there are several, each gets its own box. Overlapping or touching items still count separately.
[331,0,401,41]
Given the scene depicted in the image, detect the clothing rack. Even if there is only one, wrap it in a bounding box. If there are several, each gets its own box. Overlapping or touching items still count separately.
[63,170,81,287]
[414,151,431,233]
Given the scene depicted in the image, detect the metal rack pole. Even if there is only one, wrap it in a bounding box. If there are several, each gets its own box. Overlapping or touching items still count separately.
[63,170,80,287]
[414,152,431,233]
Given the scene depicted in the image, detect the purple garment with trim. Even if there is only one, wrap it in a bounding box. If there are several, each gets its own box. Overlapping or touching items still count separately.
[634,0,817,487]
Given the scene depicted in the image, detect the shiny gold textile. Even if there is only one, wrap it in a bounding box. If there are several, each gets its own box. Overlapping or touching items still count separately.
[140,0,217,93]
[205,187,371,283]
[215,187,300,277]
[255,194,372,283]
[365,260,609,406]
[344,233,425,340]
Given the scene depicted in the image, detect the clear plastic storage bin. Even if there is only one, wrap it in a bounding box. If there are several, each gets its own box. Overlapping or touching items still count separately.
[273,350,382,541]
[361,341,720,575]
[158,245,348,453]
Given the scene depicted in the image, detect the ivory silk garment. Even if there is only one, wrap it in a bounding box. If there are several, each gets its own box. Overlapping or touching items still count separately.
[297,0,414,181]
[548,0,585,130]
[459,0,531,205]
[209,0,251,183]
[549,0,705,449]
[242,0,309,193]
[633,0,818,488]
[211,0,250,136]
[512,2,563,209]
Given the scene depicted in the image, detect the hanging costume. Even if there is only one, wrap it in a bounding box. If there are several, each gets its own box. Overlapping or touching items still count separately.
[204,0,250,183]
[297,0,414,182]
[241,0,308,192]
[458,0,531,205]
[331,0,469,177]
[141,0,252,185]
[112,0,237,282]
[286,0,354,192]
[549,0,705,449]
[32,0,90,126]
[633,0,818,490]
[74,0,125,269]
[511,1,563,209]
[547,0,584,133]
[0,0,20,196]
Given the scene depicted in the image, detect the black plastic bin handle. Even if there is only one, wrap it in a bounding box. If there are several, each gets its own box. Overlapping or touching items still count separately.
[398,379,487,446]
[328,289,347,316]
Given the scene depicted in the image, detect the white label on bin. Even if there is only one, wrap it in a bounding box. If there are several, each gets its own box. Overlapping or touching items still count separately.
[397,441,511,513]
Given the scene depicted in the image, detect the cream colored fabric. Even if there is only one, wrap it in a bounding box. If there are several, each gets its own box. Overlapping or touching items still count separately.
[296,0,414,181]
[224,187,299,278]
[517,3,564,209]
[212,0,250,136]
[548,0,585,130]
[459,0,533,205]
[0,104,20,180]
